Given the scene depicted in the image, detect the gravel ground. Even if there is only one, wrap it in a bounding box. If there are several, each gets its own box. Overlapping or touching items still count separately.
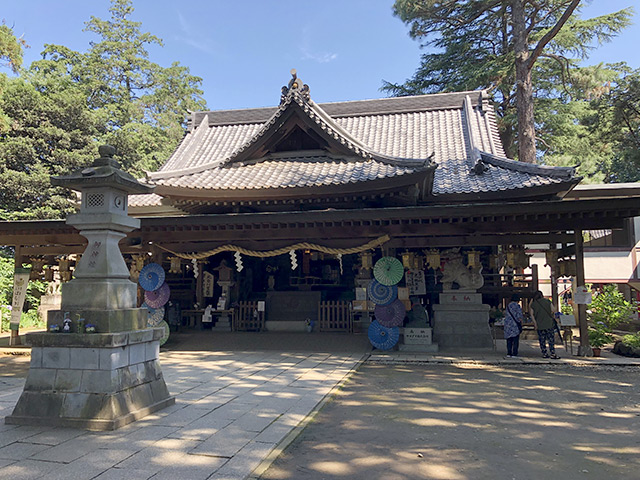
[260,363,640,480]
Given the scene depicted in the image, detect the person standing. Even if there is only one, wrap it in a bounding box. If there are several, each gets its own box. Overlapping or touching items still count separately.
[504,294,523,357]
[530,290,560,359]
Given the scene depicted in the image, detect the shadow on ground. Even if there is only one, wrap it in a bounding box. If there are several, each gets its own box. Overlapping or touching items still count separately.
[260,363,640,480]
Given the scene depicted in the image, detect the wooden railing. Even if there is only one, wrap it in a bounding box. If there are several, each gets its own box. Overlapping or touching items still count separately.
[480,265,539,298]
[318,301,352,332]
[232,301,265,331]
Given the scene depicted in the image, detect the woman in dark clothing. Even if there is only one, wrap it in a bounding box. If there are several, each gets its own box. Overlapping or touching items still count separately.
[530,290,560,359]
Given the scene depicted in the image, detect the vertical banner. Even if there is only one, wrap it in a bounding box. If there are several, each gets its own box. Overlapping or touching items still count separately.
[203,271,215,298]
[405,269,427,296]
[10,268,31,331]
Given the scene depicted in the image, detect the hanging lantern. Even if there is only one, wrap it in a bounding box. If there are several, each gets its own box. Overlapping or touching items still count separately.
[424,249,441,269]
[169,256,182,274]
[467,250,481,268]
[506,247,530,269]
[360,251,373,270]
[44,267,55,282]
[129,262,140,282]
[29,257,46,280]
[545,249,559,266]
[558,259,577,278]
[413,254,424,270]
[58,256,71,282]
[135,254,145,271]
[401,251,414,269]
[516,249,531,269]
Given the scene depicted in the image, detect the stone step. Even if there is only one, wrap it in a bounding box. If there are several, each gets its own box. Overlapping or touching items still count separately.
[398,343,439,353]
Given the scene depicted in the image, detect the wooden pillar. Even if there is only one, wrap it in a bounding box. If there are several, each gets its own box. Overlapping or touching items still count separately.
[549,244,559,316]
[575,231,589,356]
[10,246,24,346]
[196,260,204,308]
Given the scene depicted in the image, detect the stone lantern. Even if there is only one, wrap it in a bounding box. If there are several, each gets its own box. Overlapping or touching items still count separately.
[6,145,175,430]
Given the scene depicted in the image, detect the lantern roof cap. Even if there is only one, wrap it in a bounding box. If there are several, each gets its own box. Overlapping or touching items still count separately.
[51,145,154,195]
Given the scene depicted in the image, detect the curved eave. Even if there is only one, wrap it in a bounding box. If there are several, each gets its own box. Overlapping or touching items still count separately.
[153,167,436,202]
[433,177,581,203]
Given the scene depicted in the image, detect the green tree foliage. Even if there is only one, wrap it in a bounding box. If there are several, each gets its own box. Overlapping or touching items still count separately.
[0,22,26,74]
[599,67,640,182]
[385,1,632,164]
[0,77,99,219]
[0,0,206,220]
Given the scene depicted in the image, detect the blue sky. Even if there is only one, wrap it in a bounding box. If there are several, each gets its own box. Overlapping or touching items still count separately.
[2,0,638,110]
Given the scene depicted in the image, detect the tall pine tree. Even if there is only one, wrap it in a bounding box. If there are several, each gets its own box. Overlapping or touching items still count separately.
[385,1,632,164]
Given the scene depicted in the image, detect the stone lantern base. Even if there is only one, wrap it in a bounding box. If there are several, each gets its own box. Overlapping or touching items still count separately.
[5,328,174,431]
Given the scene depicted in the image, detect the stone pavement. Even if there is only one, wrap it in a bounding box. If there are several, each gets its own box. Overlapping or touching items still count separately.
[1,330,639,480]
[0,332,367,480]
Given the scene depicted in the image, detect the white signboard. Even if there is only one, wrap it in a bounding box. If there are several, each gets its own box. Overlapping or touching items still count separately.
[10,268,31,330]
[574,286,592,305]
[558,314,577,326]
[405,270,426,296]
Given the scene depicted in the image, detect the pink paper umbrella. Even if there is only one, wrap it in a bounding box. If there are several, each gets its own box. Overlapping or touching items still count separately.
[144,282,170,309]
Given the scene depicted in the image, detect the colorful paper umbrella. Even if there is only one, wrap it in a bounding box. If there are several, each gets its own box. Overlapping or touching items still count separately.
[144,282,171,309]
[138,263,165,292]
[368,320,399,350]
[373,256,404,286]
[368,279,398,306]
[158,320,170,346]
[374,299,406,328]
[143,303,165,327]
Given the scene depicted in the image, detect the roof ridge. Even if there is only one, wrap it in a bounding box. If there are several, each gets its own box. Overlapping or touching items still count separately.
[198,89,489,126]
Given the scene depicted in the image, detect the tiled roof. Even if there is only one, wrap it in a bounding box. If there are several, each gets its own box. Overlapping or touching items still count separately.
[135,82,578,208]
[153,152,418,190]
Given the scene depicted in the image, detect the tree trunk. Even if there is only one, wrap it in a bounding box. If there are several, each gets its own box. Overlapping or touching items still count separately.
[512,0,537,164]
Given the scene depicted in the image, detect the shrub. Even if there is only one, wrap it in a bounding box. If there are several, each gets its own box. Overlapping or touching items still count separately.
[621,332,640,349]
[587,284,637,329]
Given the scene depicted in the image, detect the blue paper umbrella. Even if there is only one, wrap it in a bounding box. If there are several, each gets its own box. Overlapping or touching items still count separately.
[373,256,404,286]
[144,282,171,309]
[374,299,406,328]
[143,303,165,327]
[368,320,399,350]
[368,279,398,306]
[138,263,165,292]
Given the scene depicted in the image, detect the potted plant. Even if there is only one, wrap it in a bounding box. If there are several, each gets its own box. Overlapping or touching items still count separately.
[588,326,613,357]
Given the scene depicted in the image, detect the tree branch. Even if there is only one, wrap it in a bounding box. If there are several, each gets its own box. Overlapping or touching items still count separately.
[538,53,572,97]
[526,0,581,71]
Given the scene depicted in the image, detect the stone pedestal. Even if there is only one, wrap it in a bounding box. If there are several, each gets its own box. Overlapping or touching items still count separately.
[433,292,493,348]
[6,328,174,431]
[212,312,232,331]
